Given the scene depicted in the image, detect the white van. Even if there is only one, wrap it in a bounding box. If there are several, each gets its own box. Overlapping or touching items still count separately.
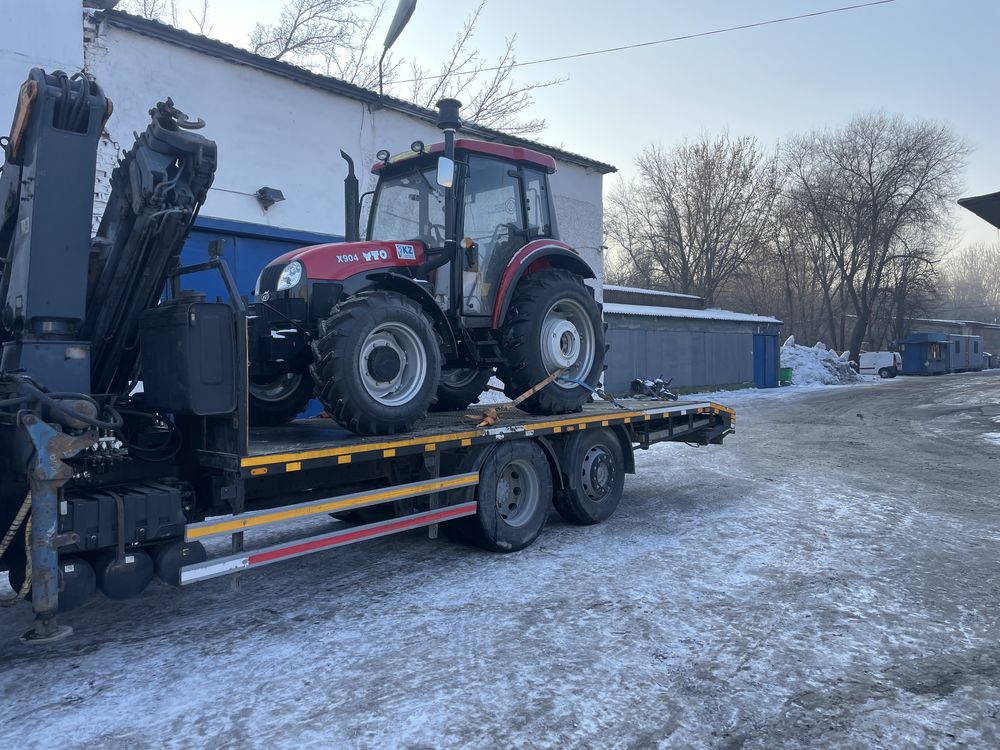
[859,351,902,378]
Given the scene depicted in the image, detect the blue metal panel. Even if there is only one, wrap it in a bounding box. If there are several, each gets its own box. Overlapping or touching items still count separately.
[178,217,342,418]
[752,334,778,388]
[180,216,342,302]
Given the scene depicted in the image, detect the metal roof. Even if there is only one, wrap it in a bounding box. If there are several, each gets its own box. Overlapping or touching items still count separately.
[604,302,782,325]
[959,191,1000,230]
[603,284,702,300]
[94,10,617,175]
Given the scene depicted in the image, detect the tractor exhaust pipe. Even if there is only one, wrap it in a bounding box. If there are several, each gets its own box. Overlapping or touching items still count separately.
[341,150,360,243]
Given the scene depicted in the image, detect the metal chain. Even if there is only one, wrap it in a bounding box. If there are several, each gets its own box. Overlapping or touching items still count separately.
[0,491,32,605]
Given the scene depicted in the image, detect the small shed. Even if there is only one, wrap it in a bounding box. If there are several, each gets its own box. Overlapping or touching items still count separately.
[898,332,951,375]
[603,302,782,393]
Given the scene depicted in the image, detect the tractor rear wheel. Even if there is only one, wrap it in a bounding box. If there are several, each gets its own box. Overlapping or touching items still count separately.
[248,368,314,426]
[311,291,441,435]
[500,268,605,415]
[431,366,494,411]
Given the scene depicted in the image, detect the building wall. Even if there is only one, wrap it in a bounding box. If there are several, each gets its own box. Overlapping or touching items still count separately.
[0,1,84,129]
[80,19,606,293]
[605,315,779,392]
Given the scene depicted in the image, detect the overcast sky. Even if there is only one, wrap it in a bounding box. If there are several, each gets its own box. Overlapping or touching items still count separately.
[197,0,1000,249]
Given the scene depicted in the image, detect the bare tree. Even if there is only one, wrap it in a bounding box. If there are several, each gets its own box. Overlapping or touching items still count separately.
[254,0,559,135]
[604,135,780,305]
[786,113,967,358]
[941,242,1000,323]
[118,0,177,21]
[249,0,366,64]
[188,0,213,35]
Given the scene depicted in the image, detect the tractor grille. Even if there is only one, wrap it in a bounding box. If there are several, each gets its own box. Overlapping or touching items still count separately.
[256,263,286,293]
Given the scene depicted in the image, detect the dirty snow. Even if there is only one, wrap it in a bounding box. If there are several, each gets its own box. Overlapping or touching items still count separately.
[781,341,867,386]
[3,372,1000,748]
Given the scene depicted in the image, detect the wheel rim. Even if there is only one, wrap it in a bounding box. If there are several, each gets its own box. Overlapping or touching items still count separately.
[540,297,596,389]
[441,368,481,388]
[359,321,428,406]
[580,445,615,502]
[250,372,303,402]
[495,458,541,527]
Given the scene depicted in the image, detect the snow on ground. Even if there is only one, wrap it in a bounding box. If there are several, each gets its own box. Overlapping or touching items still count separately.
[3,372,1000,748]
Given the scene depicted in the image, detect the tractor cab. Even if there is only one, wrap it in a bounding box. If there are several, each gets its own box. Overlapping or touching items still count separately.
[367,139,559,317]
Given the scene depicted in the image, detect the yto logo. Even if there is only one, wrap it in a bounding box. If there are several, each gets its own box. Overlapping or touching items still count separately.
[395,243,416,260]
[362,248,390,262]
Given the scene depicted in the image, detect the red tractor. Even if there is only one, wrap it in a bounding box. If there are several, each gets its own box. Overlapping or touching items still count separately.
[248,99,605,434]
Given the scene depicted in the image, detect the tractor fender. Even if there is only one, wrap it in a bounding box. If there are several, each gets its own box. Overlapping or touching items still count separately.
[349,271,458,357]
[491,240,596,329]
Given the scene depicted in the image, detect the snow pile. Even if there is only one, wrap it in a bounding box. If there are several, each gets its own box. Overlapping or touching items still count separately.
[781,342,864,386]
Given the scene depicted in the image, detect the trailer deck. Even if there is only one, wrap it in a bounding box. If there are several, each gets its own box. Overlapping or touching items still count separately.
[240,399,736,477]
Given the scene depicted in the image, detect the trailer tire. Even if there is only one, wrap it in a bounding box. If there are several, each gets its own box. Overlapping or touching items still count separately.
[553,429,625,525]
[311,291,441,435]
[500,269,605,415]
[457,441,552,552]
[431,367,494,411]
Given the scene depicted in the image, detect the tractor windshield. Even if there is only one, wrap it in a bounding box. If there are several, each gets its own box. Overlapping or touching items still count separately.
[368,165,446,245]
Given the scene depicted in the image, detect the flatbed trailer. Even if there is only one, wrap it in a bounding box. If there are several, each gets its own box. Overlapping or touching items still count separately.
[0,68,736,642]
[179,399,735,585]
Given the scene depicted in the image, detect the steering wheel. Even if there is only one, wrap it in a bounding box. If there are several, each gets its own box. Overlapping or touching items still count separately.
[487,222,514,252]
[427,223,446,245]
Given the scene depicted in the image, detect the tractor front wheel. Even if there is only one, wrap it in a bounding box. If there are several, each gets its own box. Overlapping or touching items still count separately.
[500,269,605,415]
[248,368,314,426]
[311,291,441,435]
[432,366,494,411]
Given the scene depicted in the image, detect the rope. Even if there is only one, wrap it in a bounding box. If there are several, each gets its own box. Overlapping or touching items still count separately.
[0,491,32,606]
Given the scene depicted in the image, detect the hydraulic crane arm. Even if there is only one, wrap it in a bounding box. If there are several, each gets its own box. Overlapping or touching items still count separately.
[84,99,218,396]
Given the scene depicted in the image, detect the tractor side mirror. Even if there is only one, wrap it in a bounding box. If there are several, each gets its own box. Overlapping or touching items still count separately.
[436,156,455,188]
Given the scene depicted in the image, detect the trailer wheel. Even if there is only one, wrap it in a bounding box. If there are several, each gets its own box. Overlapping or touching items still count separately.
[431,367,494,411]
[311,291,441,435]
[553,429,625,525]
[457,441,552,552]
[878,367,891,379]
[500,269,605,415]
[249,368,314,426]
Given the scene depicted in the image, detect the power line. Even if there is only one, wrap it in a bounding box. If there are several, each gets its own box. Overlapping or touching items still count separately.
[396,0,896,84]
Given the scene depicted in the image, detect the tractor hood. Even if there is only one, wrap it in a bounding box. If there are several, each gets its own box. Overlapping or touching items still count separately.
[267,240,426,281]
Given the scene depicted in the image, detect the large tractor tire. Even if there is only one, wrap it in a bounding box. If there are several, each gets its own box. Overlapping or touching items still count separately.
[248,367,314,426]
[431,367,494,411]
[500,268,605,415]
[310,290,441,435]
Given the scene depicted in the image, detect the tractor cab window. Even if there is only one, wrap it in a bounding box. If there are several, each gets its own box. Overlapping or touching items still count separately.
[462,156,525,253]
[523,168,554,239]
[368,165,446,245]
[461,156,526,314]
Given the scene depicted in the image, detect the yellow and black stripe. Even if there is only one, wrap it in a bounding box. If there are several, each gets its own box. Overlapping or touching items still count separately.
[239,402,734,479]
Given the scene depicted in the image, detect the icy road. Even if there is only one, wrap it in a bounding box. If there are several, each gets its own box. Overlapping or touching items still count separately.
[3,372,1000,749]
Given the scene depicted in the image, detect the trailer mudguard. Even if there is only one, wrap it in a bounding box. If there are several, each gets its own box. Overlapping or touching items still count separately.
[490,240,596,329]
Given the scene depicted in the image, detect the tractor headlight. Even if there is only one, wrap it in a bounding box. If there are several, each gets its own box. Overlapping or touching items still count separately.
[275,261,303,291]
